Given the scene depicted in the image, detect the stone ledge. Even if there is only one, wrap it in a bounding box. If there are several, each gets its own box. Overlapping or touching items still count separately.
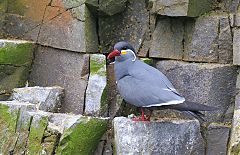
[113,117,204,155]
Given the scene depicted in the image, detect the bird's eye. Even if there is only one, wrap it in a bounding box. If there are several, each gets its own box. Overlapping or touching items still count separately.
[122,47,127,50]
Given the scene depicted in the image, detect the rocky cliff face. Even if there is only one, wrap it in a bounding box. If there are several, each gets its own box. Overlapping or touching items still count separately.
[0,0,240,155]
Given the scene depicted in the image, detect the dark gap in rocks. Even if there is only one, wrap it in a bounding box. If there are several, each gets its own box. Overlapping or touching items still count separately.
[82,55,90,115]
[217,18,221,62]
[23,115,33,155]
[36,3,48,43]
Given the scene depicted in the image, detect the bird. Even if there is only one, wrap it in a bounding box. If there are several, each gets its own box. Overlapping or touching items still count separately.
[107,41,217,121]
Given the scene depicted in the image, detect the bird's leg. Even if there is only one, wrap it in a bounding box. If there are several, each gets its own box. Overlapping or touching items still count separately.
[141,108,145,121]
[132,108,149,121]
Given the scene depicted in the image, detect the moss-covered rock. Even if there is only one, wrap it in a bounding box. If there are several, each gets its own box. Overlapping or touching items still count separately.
[0,40,34,66]
[0,103,19,154]
[27,112,49,155]
[56,117,108,155]
[85,54,107,115]
[0,40,35,100]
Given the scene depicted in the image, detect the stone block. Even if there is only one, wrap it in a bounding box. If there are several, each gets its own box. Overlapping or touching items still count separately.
[38,2,98,53]
[206,123,230,155]
[86,0,127,16]
[26,112,49,154]
[184,13,232,63]
[85,54,107,116]
[3,0,51,41]
[99,0,149,54]
[113,117,204,155]
[29,46,89,114]
[184,15,218,62]
[149,17,184,59]
[156,60,237,122]
[11,86,64,112]
[0,39,35,100]
[228,94,240,155]
[149,0,213,17]
[56,116,108,155]
[233,28,240,65]
[0,101,35,154]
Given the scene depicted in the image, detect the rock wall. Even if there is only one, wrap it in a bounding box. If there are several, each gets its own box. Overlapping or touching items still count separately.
[0,0,240,154]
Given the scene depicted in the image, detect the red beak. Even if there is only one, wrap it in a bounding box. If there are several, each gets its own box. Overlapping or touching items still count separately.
[107,49,121,59]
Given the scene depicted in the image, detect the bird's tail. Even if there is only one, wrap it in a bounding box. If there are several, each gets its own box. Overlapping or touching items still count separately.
[163,101,219,121]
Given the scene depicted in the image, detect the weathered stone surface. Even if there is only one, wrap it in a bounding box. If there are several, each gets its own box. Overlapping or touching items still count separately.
[56,116,108,155]
[184,13,232,63]
[113,117,204,155]
[149,0,213,17]
[149,17,184,59]
[86,0,127,16]
[218,16,233,63]
[26,112,49,154]
[156,60,237,122]
[99,0,149,54]
[206,123,230,155]
[29,46,89,114]
[233,28,240,65]
[3,0,50,41]
[85,54,107,116]
[38,2,98,53]
[228,93,240,155]
[11,86,64,112]
[0,101,35,154]
[0,39,35,100]
[184,14,219,62]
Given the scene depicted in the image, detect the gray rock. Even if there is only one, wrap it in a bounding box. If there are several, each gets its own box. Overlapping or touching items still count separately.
[233,28,240,65]
[86,0,127,16]
[184,15,219,62]
[206,123,230,155]
[29,46,89,114]
[11,86,64,112]
[2,0,51,41]
[85,54,107,116]
[99,0,149,54]
[218,16,233,63]
[184,13,232,63]
[156,60,237,122]
[149,0,213,17]
[38,3,98,53]
[149,17,184,59]
[228,94,240,155]
[113,117,204,155]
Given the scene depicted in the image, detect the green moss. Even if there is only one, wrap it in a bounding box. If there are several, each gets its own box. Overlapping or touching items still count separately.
[0,42,34,66]
[140,58,154,66]
[56,117,108,155]
[0,103,19,154]
[188,0,213,17]
[27,115,48,154]
[7,0,27,15]
[0,0,7,13]
[90,55,106,76]
[0,66,30,93]
[100,85,108,115]
[41,128,60,155]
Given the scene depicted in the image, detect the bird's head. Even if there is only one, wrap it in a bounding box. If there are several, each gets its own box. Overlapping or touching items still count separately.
[107,41,136,62]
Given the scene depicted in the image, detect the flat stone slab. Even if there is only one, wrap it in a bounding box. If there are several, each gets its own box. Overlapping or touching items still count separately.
[29,46,89,114]
[113,117,204,155]
[85,54,107,116]
[149,0,213,17]
[11,86,64,112]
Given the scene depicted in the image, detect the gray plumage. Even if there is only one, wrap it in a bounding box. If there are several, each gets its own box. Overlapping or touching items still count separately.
[108,41,217,120]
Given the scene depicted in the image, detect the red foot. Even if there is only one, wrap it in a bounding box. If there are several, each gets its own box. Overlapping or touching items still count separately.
[131,108,151,121]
